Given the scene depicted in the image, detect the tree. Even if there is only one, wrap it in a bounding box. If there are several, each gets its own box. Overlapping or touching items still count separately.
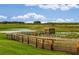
[33,21,41,24]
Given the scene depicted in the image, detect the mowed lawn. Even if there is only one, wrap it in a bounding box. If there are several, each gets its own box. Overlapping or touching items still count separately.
[0,33,70,55]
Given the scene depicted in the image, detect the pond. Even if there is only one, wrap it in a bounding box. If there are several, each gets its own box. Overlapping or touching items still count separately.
[0,28,36,34]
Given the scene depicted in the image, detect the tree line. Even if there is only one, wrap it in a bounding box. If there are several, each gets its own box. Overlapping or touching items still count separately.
[0,21,25,24]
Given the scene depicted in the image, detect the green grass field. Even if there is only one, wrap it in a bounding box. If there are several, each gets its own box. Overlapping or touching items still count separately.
[0,33,70,55]
[0,23,78,54]
[0,23,79,32]
[0,24,47,31]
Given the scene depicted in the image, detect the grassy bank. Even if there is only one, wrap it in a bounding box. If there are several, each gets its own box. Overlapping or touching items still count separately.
[0,33,70,55]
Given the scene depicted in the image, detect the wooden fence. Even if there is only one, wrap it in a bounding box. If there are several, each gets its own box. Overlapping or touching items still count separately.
[6,33,79,54]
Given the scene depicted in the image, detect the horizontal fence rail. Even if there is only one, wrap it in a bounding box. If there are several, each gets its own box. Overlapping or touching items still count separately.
[6,33,79,54]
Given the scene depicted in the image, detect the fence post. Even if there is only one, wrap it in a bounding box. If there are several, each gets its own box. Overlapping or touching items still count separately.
[36,38,37,48]
[16,35,19,41]
[51,39,54,50]
[11,34,13,40]
[13,34,15,40]
[22,35,24,43]
[42,39,45,49]
[27,36,29,44]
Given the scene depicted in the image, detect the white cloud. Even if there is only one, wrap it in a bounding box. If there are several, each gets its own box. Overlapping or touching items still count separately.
[11,14,74,23]
[25,4,79,11]
[52,18,74,22]
[11,13,47,22]
[0,15,7,19]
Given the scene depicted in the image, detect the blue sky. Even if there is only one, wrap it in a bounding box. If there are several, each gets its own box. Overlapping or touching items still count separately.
[0,4,79,23]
